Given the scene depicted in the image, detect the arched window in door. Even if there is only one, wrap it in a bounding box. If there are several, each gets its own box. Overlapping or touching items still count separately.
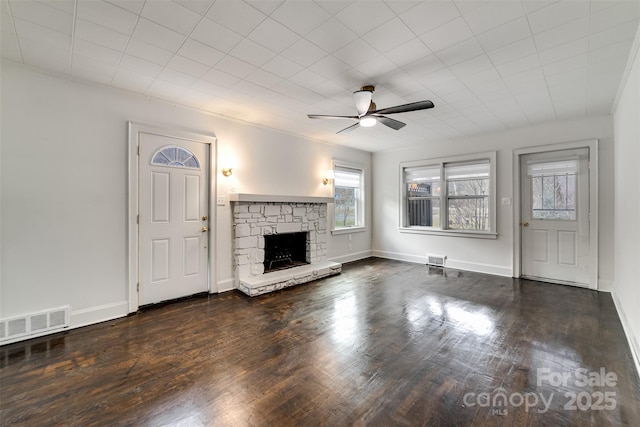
[151,146,200,169]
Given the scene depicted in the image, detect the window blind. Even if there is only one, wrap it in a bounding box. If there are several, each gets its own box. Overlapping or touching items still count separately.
[527,160,578,176]
[334,167,361,188]
[445,162,490,180]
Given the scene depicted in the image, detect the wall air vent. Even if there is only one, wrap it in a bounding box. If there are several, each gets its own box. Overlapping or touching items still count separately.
[426,254,447,267]
[0,306,70,345]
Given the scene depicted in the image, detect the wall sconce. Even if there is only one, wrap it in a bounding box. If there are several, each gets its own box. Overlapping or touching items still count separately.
[222,167,233,177]
[322,169,335,185]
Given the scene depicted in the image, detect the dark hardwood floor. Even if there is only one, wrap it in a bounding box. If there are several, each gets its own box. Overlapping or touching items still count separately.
[1,258,639,426]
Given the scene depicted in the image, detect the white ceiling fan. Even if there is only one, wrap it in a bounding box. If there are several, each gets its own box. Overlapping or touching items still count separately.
[308,85,434,134]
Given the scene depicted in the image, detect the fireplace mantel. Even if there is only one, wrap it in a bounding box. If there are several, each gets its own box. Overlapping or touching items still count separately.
[228,193,334,204]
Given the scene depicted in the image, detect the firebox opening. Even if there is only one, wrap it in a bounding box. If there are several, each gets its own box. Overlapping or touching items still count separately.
[264,232,309,273]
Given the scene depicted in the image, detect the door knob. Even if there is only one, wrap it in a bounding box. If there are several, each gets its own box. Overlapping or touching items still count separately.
[523,222,529,227]
[201,227,209,232]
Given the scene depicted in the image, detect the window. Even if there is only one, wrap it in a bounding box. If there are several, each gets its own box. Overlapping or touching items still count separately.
[527,159,577,220]
[406,166,441,227]
[333,163,364,231]
[401,152,496,237]
[151,146,200,169]
[446,162,490,230]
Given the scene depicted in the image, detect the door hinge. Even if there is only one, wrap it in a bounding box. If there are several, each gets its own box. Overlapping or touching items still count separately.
[137,146,140,155]
[137,283,140,292]
[137,214,139,224]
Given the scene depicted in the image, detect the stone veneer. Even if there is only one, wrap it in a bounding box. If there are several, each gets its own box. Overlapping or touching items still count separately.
[232,200,341,296]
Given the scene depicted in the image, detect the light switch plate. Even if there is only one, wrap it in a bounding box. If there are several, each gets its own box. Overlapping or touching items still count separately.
[217,195,226,206]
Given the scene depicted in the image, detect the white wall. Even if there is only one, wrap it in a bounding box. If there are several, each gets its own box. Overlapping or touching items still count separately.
[613,43,640,366]
[372,115,616,286]
[0,61,371,328]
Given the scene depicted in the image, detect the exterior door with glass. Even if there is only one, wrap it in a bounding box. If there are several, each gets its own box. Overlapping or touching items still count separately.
[520,148,591,286]
[138,132,210,305]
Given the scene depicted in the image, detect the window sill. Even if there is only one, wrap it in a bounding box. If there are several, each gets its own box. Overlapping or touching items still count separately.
[331,226,367,235]
[399,227,498,239]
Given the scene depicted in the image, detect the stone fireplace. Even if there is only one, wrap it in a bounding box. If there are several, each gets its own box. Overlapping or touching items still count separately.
[229,194,342,296]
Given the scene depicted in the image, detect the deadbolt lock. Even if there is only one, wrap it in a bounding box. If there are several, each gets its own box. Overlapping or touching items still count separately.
[523,222,529,227]
[202,216,208,221]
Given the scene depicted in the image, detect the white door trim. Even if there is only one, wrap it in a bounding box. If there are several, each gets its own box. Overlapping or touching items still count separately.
[512,139,599,289]
[127,122,217,313]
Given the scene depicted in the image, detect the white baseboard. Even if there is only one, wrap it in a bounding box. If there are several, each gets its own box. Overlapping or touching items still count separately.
[609,290,640,378]
[70,301,129,329]
[329,250,373,265]
[598,279,614,292]
[445,259,512,277]
[371,250,426,265]
[372,251,512,277]
[215,278,235,293]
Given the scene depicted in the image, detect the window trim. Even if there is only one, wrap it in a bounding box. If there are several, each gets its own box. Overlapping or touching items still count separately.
[399,151,497,239]
[331,159,366,233]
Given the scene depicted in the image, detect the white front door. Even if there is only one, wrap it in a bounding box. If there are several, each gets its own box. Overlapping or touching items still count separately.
[138,132,210,305]
[520,148,591,287]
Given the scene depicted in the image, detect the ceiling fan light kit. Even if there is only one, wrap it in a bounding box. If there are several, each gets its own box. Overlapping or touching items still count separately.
[308,85,434,134]
[359,117,377,127]
[353,86,374,116]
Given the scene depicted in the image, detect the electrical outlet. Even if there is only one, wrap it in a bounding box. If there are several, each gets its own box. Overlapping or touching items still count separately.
[217,196,226,206]
[501,197,511,206]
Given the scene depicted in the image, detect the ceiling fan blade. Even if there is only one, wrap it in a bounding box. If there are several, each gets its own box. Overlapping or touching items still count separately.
[307,114,359,120]
[372,100,434,115]
[336,123,360,134]
[374,115,406,130]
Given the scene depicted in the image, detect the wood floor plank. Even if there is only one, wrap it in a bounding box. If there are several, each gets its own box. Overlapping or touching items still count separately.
[1,258,639,426]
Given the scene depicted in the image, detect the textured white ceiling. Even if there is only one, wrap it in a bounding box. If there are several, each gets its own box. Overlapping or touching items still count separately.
[2,0,639,152]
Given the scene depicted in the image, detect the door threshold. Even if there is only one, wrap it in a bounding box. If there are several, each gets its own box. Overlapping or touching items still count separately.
[520,275,590,289]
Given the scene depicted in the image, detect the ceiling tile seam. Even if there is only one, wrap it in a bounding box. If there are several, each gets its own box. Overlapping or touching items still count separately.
[267,2,333,39]
[69,0,77,75]
[96,0,154,87]
[376,3,437,70]
[281,6,419,91]
[106,3,144,88]
[610,17,640,113]
[517,11,557,124]
[296,56,351,100]
[431,5,518,132]
[222,14,331,91]
[333,1,399,38]
[583,3,637,115]
[392,5,461,61]
[297,7,434,105]
[530,11,592,38]
[4,0,24,64]
[103,0,251,93]
[424,2,533,128]
[73,11,141,44]
[138,1,224,96]
[398,1,462,39]
[584,1,595,116]
[484,9,545,127]
[271,29,354,86]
